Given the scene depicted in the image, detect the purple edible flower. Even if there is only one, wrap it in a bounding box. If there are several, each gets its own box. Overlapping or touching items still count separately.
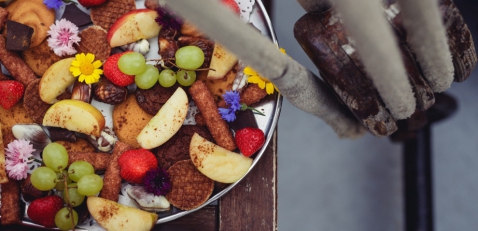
[43,0,64,9]
[223,90,241,111]
[155,7,182,31]
[143,168,172,196]
[219,107,237,122]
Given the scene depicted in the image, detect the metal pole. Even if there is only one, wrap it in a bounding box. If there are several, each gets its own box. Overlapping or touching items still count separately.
[402,93,457,231]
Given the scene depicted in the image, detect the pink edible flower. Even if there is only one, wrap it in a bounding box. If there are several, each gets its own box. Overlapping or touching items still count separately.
[5,139,35,180]
[47,18,81,57]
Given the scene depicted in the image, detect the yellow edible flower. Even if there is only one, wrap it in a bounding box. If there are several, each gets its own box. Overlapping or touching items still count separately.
[69,53,103,84]
[244,48,286,95]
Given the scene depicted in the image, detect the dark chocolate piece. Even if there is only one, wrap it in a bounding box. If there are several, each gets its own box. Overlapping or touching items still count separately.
[5,20,33,51]
[61,3,92,27]
[46,127,77,142]
[228,109,259,132]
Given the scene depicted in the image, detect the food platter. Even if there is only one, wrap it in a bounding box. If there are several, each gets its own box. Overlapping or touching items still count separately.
[0,0,281,229]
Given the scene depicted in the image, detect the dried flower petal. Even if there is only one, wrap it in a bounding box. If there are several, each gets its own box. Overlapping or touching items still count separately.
[43,0,63,9]
[69,53,103,84]
[223,90,241,111]
[219,107,237,122]
[47,18,81,57]
[143,168,172,196]
[5,139,35,180]
[155,7,182,30]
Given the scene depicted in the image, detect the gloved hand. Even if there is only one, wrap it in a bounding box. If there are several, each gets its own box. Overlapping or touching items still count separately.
[295,0,476,136]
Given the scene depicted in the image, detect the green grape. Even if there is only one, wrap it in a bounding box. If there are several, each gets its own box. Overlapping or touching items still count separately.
[63,183,85,207]
[54,207,78,231]
[54,170,72,191]
[175,46,205,70]
[31,167,57,191]
[68,160,94,182]
[135,64,160,89]
[158,69,177,87]
[118,52,147,75]
[42,142,69,172]
[176,70,197,87]
[77,174,103,196]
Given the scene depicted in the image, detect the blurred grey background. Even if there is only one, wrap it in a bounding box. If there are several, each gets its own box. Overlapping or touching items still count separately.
[273,0,478,230]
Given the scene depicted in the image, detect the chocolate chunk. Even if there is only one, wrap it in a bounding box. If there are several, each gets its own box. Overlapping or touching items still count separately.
[61,4,92,27]
[6,20,33,51]
[46,127,77,142]
[228,109,259,132]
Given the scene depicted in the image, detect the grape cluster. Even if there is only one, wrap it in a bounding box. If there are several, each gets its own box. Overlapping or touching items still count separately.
[30,143,104,230]
[119,46,205,89]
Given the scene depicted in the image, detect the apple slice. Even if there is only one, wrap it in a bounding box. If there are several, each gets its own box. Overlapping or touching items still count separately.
[137,87,188,149]
[87,196,158,231]
[189,133,253,183]
[207,43,238,79]
[39,57,77,104]
[42,99,105,137]
[107,9,162,48]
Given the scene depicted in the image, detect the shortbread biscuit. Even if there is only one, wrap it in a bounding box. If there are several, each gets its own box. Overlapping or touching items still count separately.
[22,39,63,77]
[113,94,153,148]
[5,0,55,48]
[197,63,238,103]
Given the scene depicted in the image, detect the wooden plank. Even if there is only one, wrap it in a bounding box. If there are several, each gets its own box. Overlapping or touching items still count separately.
[219,131,277,231]
[154,206,218,231]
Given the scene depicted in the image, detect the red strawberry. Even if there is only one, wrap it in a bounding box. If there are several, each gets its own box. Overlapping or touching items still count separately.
[27,195,64,228]
[221,0,241,15]
[0,80,24,110]
[118,149,158,184]
[235,127,265,157]
[103,52,135,87]
[78,0,107,8]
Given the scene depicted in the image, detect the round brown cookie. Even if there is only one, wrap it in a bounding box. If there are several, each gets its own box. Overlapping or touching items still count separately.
[156,125,213,170]
[5,0,55,48]
[23,79,72,124]
[135,83,179,115]
[166,160,214,211]
[75,25,111,61]
[90,0,136,31]
[112,94,153,148]
[23,79,52,124]
[22,39,63,77]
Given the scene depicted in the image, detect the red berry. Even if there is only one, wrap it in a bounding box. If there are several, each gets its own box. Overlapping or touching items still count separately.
[0,80,24,110]
[235,127,265,157]
[103,52,135,87]
[78,0,107,7]
[27,195,64,228]
[118,149,158,184]
[220,0,241,15]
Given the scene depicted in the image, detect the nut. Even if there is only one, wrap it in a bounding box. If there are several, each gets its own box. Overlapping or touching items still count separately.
[71,81,92,103]
[94,79,128,105]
